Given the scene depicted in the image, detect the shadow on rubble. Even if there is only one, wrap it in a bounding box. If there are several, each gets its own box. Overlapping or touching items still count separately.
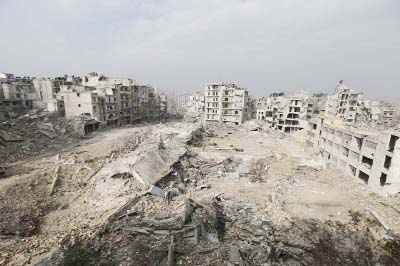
[50,208,400,266]
[0,176,53,238]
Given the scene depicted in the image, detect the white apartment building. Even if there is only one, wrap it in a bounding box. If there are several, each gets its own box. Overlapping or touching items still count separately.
[205,83,251,125]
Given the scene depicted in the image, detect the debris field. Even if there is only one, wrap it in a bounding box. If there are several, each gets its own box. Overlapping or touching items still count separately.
[1,120,400,266]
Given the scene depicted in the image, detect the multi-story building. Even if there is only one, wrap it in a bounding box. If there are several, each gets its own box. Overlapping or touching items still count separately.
[307,117,400,195]
[255,92,288,128]
[61,85,104,122]
[255,81,397,133]
[382,108,398,127]
[325,81,363,123]
[159,94,168,114]
[175,92,205,116]
[275,91,309,133]
[306,93,327,120]
[188,92,205,114]
[204,83,251,125]
[176,94,191,114]
[32,78,66,115]
[58,73,164,126]
[0,73,38,118]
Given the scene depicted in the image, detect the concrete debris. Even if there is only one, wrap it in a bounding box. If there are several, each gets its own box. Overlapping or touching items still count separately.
[237,163,250,176]
[147,185,166,198]
[1,121,400,266]
[229,245,243,266]
[369,209,390,230]
[167,236,175,266]
[197,180,211,189]
[48,164,61,195]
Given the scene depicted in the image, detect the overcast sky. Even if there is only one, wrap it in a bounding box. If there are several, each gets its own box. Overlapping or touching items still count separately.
[1,0,399,102]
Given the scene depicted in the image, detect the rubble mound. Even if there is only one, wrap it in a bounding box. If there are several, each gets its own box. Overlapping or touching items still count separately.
[0,175,51,237]
[0,110,78,164]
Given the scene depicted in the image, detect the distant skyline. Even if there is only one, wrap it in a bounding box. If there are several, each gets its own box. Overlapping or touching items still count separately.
[1,0,399,103]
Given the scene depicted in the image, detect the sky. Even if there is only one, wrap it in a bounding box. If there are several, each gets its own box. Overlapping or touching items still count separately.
[1,0,399,102]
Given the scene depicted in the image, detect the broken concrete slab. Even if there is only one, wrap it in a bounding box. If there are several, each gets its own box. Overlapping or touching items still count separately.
[148,185,166,197]
[97,123,201,186]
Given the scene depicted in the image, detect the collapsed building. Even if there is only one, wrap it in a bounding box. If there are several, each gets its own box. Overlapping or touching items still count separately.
[255,92,287,128]
[307,117,400,195]
[276,90,309,133]
[204,83,252,125]
[255,81,399,133]
[256,91,310,133]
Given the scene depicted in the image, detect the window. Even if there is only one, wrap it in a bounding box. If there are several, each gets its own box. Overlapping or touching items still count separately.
[78,104,81,107]
[384,156,392,169]
[77,93,80,97]
[380,173,387,186]
[358,171,369,184]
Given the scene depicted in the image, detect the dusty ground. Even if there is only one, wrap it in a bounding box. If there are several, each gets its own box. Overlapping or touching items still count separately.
[0,120,400,266]
[195,125,400,228]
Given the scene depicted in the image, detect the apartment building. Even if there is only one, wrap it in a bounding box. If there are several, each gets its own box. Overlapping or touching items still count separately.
[204,83,251,125]
[306,93,327,120]
[188,93,205,114]
[61,86,104,122]
[159,94,168,114]
[255,92,288,128]
[176,94,191,114]
[59,73,165,126]
[326,81,363,123]
[255,91,310,133]
[175,92,204,115]
[0,73,38,117]
[307,117,400,195]
[276,92,309,133]
[32,78,66,115]
[0,73,38,108]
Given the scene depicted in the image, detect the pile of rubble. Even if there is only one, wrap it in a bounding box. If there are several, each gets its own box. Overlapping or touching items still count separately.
[0,110,84,164]
[43,150,400,266]
[32,124,400,265]
[1,121,400,266]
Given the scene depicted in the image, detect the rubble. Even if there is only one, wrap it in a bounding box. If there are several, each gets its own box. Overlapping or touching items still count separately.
[0,111,81,164]
[1,121,400,266]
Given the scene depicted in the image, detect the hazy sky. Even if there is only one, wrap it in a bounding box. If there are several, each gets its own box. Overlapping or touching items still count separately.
[1,0,399,102]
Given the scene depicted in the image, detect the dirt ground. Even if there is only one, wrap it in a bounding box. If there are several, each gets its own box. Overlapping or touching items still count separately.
[1,120,400,266]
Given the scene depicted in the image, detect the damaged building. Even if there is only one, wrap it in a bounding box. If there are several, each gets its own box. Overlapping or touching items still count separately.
[0,73,38,120]
[205,83,252,125]
[325,81,363,123]
[1,72,167,130]
[254,81,398,133]
[255,91,310,133]
[307,117,400,195]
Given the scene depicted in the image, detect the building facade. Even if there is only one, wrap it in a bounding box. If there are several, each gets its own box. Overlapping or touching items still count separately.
[59,73,166,126]
[0,73,38,119]
[307,117,400,195]
[205,83,251,125]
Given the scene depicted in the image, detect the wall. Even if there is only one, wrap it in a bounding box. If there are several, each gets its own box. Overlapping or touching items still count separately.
[63,91,95,119]
[307,118,400,195]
